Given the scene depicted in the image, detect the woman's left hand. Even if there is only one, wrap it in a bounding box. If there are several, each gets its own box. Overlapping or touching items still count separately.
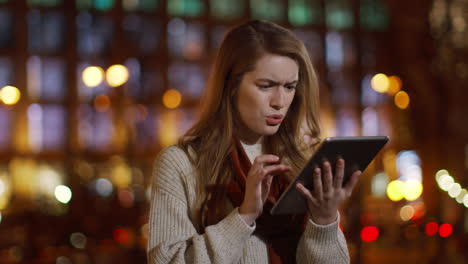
[295,158,361,225]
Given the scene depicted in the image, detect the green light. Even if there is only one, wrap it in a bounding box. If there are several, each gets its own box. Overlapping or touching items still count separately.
[210,0,243,20]
[360,0,389,31]
[250,0,284,22]
[326,0,354,30]
[288,0,321,26]
[168,0,204,17]
[95,0,115,11]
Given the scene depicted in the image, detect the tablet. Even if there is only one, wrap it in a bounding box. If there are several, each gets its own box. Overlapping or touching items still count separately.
[270,136,389,215]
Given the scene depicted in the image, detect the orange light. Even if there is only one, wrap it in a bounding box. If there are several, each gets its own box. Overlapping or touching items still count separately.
[94,94,111,112]
[394,91,410,109]
[387,76,402,96]
[162,89,182,109]
[113,228,130,244]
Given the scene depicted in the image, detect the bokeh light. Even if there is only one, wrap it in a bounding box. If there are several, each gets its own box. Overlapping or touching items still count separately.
[70,232,87,249]
[394,91,410,109]
[113,228,130,245]
[456,189,467,203]
[56,256,72,264]
[438,174,454,191]
[0,211,2,224]
[371,73,389,93]
[94,94,111,112]
[54,185,72,204]
[162,89,182,109]
[387,180,405,201]
[82,66,105,87]
[400,205,415,221]
[106,64,129,87]
[439,223,453,238]
[94,178,114,197]
[448,183,461,198]
[361,226,379,242]
[0,86,21,105]
[387,76,402,95]
[435,169,449,181]
[425,222,438,236]
[403,180,423,201]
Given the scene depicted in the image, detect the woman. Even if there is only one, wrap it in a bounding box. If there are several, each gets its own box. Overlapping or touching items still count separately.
[147,20,361,264]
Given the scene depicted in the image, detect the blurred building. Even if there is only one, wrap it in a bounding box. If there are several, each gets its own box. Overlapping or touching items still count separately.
[0,0,466,264]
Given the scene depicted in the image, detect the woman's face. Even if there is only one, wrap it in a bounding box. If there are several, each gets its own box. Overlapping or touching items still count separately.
[235,54,298,144]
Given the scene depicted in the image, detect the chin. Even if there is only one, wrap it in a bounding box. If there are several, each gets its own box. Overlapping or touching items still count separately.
[261,126,281,136]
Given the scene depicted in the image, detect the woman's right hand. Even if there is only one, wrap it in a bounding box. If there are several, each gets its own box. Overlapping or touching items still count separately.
[239,155,290,226]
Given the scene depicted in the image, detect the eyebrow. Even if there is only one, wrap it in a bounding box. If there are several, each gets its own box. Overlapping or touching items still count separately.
[255,78,298,85]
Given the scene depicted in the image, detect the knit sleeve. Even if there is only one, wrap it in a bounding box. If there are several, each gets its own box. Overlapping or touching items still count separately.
[147,146,255,264]
[296,213,350,264]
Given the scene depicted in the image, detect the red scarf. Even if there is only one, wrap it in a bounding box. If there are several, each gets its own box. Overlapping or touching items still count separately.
[203,139,307,263]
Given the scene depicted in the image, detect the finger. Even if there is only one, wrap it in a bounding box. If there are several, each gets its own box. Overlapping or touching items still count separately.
[322,161,332,194]
[333,158,345,188]
[260,164,290,178]
[343,170,362,196]
[296,182,318,204]
[253,155,280,167]
[312,167,323,200]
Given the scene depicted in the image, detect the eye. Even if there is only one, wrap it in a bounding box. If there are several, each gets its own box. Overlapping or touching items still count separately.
[257,84,271,89]
[285,85,297,90]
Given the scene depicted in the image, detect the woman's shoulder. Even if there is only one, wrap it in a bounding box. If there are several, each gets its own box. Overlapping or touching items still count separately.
[154,145,197,174]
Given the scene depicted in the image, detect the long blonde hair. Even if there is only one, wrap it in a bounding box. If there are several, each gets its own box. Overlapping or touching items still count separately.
[178,20,321,227]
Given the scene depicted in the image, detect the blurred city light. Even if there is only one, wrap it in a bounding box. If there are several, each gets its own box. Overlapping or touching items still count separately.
[94,94,111,112]
[371,172,388,197]
[394,91,410,109]
[106,64,129,87]
[0,86,21,105]
[94,178,114,197]
[400,205,415,221]
[439,223,453,238]
[0,211,2,224]
[371,73,389,93]
[361,226,379,242]
[162,89,182,109]
[448,183,462,198]
[387,75,402,95]
[82,66,105,87]
[438,174,454,191]
[435,169,449,181]
[56,256,72,264]
[70,232,87,249]
[425,222,438,236]
[113,228,130,245]
[455,189,467,203]
[403,180,423,201]
[387,180,404,201]
[54,185,72,204]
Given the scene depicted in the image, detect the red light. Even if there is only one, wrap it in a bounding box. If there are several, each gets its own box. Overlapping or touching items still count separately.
[360,226,379,242]
[425,222,438,236]
[439,224,453,238]
[113,228,130,244]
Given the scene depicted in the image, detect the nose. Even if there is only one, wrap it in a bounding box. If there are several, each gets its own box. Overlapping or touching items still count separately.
[270,87,286,110]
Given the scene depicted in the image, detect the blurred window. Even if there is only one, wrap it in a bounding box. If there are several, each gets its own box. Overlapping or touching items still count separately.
[167,19,205,60]
[360,0,389,31]
[28,10,65,53]
[27,104,67,151]
[27,56,66,101]
[167,0,204,17]
[288,0,321,27]
[77,12,114,55]
[250,0,284,22]
[0,106,12,150]
[28,0,63,7]
[0,57,12,86]
[76,0,115,11]
[123,0,159,12]
[122,15,161,55]
[0,9,13,49]
[168,61,205,99]
[325,0,354,30]
[210,0,243,21]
